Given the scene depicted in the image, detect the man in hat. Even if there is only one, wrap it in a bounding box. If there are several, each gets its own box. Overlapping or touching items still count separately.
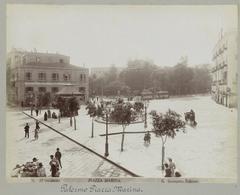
[36,163,46,177]
[55,148,62,168]
[32,157,39,167]
[24,123,30,138]
[168,158,176,177]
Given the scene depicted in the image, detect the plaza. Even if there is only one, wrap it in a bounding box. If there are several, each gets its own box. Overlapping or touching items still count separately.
[6,95,237,181]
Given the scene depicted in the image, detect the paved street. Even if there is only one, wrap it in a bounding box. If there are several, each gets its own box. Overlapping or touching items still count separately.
[6,95,237,180]
[6,111,133,179]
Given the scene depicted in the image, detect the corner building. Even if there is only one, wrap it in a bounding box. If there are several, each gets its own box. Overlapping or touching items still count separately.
[211,31,238,108]
[7,49,89,106]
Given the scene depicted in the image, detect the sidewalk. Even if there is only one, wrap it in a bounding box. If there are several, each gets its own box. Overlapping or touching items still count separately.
[6,110,133,178]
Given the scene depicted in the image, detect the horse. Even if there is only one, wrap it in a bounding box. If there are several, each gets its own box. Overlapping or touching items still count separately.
[184,112,197,127]
[144,132,151,144]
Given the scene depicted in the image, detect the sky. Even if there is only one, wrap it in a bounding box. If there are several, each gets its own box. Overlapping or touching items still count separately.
[7,5,238,68]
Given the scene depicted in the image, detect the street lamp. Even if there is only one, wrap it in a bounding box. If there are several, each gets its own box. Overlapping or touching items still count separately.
[104,104,112,157]
[144,100,149,129]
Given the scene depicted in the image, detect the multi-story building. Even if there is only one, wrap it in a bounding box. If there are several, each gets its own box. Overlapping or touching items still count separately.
[211,31,238,108]
[7,48,89,106]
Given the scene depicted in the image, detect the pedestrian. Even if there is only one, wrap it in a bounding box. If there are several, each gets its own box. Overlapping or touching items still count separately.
[34,128,39,140]
[55,148,62,168]
[36,163,46,177]
[35,120,40,130]
[44,112,48,121]
[11,164,23,177]
[47,109,51,118]
[35,108,39,116]
[24,123,30,138]
[49,155,60,177]
[164,163,172,177]
[30,105,33,116]
[52,112,57,119]
[168,158,176,177]
[175,171,181,177]
[32,157,39,167]
[29,157,39,176]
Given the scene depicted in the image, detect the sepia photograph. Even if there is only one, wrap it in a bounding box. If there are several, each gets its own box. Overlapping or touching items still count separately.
[5,3,238,185]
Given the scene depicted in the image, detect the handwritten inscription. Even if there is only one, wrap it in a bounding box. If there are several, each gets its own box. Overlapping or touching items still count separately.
[60,184,143,193]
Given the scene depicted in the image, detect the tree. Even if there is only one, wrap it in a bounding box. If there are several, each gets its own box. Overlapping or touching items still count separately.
[150,109,186,170]
[191,65,212,94]
[105,65,118,83]
[120,59,157,91]
[134,102,144,118]
[41,92,51,107]
[170,63,194,95]
[110,102,137,151]
[68,97,79,130]
[56,96,68,117]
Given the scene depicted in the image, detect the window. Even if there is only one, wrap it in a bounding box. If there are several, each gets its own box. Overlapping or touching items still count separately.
[79,87,85,93]
[59,59,64,63]
[38,72,46,81]
[52,73,59,81]
[63,74,71,81]
[51,87,59,93]
[38,87,46,93]
[25,87,34,93]
[25,72,32,81]
[80,74,86,82]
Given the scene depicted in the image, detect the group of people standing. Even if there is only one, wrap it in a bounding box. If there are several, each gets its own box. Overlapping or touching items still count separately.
[164,158,181,177]
[24,120,40,140]
[11,157,46,177]
[12,148,62,178]
[49,148,62,177]
[44,110,58,121]
[30,105,41,117]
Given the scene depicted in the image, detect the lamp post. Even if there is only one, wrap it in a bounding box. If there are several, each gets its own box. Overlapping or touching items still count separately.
[144,100,149,129]
[91,102,97,138]
[104,104,111,157]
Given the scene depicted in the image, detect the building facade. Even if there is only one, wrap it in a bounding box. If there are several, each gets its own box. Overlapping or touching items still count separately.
[211,31,238,108]
[7,49,89,106]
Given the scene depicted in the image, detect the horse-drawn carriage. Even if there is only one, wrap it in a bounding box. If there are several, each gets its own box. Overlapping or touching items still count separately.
[184,110,197,127]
